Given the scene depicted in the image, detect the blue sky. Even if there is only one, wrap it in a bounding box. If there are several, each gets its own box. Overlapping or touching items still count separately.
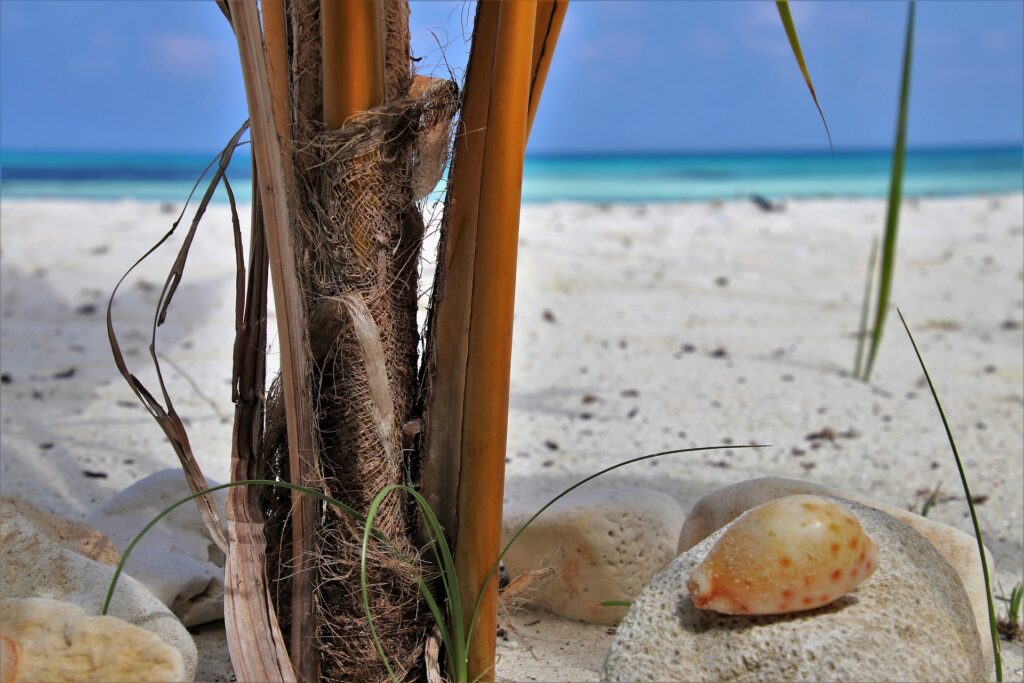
[1,1,1021,154]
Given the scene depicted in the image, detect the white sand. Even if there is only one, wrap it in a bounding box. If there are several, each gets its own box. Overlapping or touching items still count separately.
[2,194,1021,680]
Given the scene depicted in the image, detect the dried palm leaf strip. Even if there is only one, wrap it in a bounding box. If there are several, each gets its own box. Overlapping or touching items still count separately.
[225,166,297,683]
[226,2,320,681]
[419,0,500,553]
[527,0,567,135]
[455,4,537,677]
[104,125,248,555]
[420,2,538,681]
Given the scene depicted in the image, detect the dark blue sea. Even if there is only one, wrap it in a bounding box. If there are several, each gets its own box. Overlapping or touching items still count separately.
[1,146,1021,204]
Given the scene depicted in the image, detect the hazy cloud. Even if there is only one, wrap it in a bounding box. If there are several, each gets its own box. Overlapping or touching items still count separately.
[152,33,216,74]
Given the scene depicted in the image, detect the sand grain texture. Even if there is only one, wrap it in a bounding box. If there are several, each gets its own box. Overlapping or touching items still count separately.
[1,194,1021,680]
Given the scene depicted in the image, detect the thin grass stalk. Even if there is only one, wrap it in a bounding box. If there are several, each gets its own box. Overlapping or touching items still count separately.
[1008,584,1024,629]
[361,484,466,683]
[226,3,320,680]
[897,310,1002,680]
[863,1,915,380]
[103,480,364,618]
[465,445,763,649]
[454,4,537,680]
[527,0,568,136]
[108,447,746,683]
[102,478,446,681]
[854,235,879,378]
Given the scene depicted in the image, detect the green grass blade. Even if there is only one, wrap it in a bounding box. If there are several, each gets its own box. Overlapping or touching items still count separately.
[1009,583,1023,625]
[360,483,466,682]
[919,486,940,518]
[775,0,833,152]
[101,479,366,616]
[102,479,465,681]
[598,600,632,608]
[361,487,403,682]
[401,485,467,681]
[465,444,768,649]
[897,309,1002,681]
[854,235,880,379]
[863,1,915,380]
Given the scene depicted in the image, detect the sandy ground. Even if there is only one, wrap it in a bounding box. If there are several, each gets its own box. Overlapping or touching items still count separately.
[1,194,1022,680]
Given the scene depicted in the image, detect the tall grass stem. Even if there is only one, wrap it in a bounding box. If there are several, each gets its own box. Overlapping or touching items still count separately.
[854,235,880,378]
[863,1,915,380]
[897,309,1002,681]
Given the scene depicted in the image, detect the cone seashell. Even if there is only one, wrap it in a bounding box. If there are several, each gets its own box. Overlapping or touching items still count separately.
[686,494,877,615]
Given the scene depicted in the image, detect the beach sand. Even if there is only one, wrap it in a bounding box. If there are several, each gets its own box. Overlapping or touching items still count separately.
[1,194,1021,680]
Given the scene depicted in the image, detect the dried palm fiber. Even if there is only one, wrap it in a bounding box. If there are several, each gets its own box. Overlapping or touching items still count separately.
[250,0,459,678]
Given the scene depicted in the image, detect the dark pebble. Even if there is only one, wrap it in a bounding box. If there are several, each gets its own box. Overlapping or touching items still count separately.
[53,367,76,380]
[82,470,108,479]
[499,565,510,589]
[806,427,836,441]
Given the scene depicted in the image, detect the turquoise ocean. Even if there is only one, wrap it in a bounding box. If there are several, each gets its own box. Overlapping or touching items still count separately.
[1,146,1020,204]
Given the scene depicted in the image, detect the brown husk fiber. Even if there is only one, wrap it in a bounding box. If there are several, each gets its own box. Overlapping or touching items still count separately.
[256,4,459,676]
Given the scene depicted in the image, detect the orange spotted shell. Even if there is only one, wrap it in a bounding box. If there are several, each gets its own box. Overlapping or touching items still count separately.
[686,494,877,615]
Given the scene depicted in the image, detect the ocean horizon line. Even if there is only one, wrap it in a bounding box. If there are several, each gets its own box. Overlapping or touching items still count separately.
[2,145,1020,204]
[1,141,1022,161]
